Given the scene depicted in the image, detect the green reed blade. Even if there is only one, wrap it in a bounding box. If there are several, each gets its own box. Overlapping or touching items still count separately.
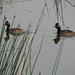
[54,0,59,22]
[51,38,65,75]
[0,36,18,75]
[0,36,12,74]
[66,0,75,7]
[0,36,14,73]
[22,35,45,75]
[29,47,32,75]
[0,41,7,66]
[0,1,3,15]
[60,0,65,26]
[26,65,28,75]
[11,25,31,75]
[31,35,44,75]
[0,16,7,45]
[14,37,29,75]
[20,4,45,75]
[11,36,27,75]
[20,41,32,75]
[45,0,50,17]
[39,71,41,75]
[4,37,20,75]
[11,15,16,28]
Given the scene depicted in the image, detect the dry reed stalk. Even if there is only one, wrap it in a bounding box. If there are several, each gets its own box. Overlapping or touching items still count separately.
[22,34,45,75]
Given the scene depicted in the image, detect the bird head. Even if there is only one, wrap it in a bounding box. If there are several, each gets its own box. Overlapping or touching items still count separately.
[54,23,61,30]
[5,21,10,26]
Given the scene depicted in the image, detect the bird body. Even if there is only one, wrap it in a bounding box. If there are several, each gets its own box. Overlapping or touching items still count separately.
[54,23,75,37]
[8,28,25,36]
[5,21,25,36]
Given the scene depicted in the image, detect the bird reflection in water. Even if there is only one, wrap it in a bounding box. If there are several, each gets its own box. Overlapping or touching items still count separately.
[53,33,61,44]
[4,32,10,42]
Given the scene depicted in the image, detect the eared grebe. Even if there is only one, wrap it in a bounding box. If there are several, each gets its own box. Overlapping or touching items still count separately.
[5,21,25,36]
[54,23,75,37]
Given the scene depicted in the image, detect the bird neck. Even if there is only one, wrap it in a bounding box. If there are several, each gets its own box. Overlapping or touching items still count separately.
[6,25,10,32]
[6,32,10,39]
[57,28,61,33]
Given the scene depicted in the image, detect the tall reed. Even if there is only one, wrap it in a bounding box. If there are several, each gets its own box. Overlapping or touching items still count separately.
[0,3,45,75]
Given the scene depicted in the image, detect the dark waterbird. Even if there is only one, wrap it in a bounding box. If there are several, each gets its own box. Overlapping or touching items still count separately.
[54,23,75,37]
[4,21,25,41]
[53,23,75,44]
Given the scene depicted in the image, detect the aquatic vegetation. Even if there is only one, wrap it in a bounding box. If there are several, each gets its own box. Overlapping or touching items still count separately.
[0,0,3,16]
[0,17,44,75]
[0,2,45,74]
[0,0,74,75]
[53,0,64,24]
[52,0,75,75]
